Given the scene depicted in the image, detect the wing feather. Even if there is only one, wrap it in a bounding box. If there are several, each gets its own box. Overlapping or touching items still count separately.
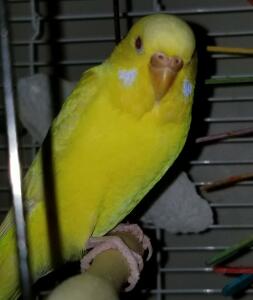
[52,67,100,153]
[0,66,101,236]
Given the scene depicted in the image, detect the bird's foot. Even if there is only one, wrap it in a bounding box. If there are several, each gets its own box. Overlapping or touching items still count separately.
[81,224,152,291]
[111,223,153,261]
[81,235,142,291]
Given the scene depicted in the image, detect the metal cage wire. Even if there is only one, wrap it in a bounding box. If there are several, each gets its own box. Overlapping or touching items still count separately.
[1,0,253,299]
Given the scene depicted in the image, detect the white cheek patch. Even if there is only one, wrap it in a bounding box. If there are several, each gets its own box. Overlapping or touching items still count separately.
[183,79,193,99]
[118,69,137,87]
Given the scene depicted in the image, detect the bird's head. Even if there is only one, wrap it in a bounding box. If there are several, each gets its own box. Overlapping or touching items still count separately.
[107,14,197,123]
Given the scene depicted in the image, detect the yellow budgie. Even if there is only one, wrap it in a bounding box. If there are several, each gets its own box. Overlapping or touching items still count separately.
[0,14,197,299]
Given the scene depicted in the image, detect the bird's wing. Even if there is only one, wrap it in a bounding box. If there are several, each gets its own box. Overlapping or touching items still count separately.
[24,65,101,199]
[0,66,101,238]
[0,210,14,239]
[51,66,100,153]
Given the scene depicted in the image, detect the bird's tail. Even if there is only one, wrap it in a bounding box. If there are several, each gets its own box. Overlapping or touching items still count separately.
[0,216,20,300]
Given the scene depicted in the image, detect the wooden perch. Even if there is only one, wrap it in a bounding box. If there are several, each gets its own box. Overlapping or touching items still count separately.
[206,234,253,266]
[200,173,253,192]
[205,76,253,85]
[196,127,253,144]
[207,46,253,56]
[47,231,145,300]
[214,266,253,275]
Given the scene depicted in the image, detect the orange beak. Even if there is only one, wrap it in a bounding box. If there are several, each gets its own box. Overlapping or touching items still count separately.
[149,52,183,101]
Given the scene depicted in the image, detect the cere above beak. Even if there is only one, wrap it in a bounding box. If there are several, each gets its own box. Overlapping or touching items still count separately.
[149,52,183,101]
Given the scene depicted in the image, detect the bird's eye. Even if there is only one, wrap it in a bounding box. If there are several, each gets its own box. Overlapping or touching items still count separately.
[135,36,143,53]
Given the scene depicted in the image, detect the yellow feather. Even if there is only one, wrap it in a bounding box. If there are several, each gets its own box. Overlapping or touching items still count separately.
[0,14,197,299]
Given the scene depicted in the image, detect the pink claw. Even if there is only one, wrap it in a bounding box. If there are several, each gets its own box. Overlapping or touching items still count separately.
[81,235,142,291]
[111,223,153,261]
